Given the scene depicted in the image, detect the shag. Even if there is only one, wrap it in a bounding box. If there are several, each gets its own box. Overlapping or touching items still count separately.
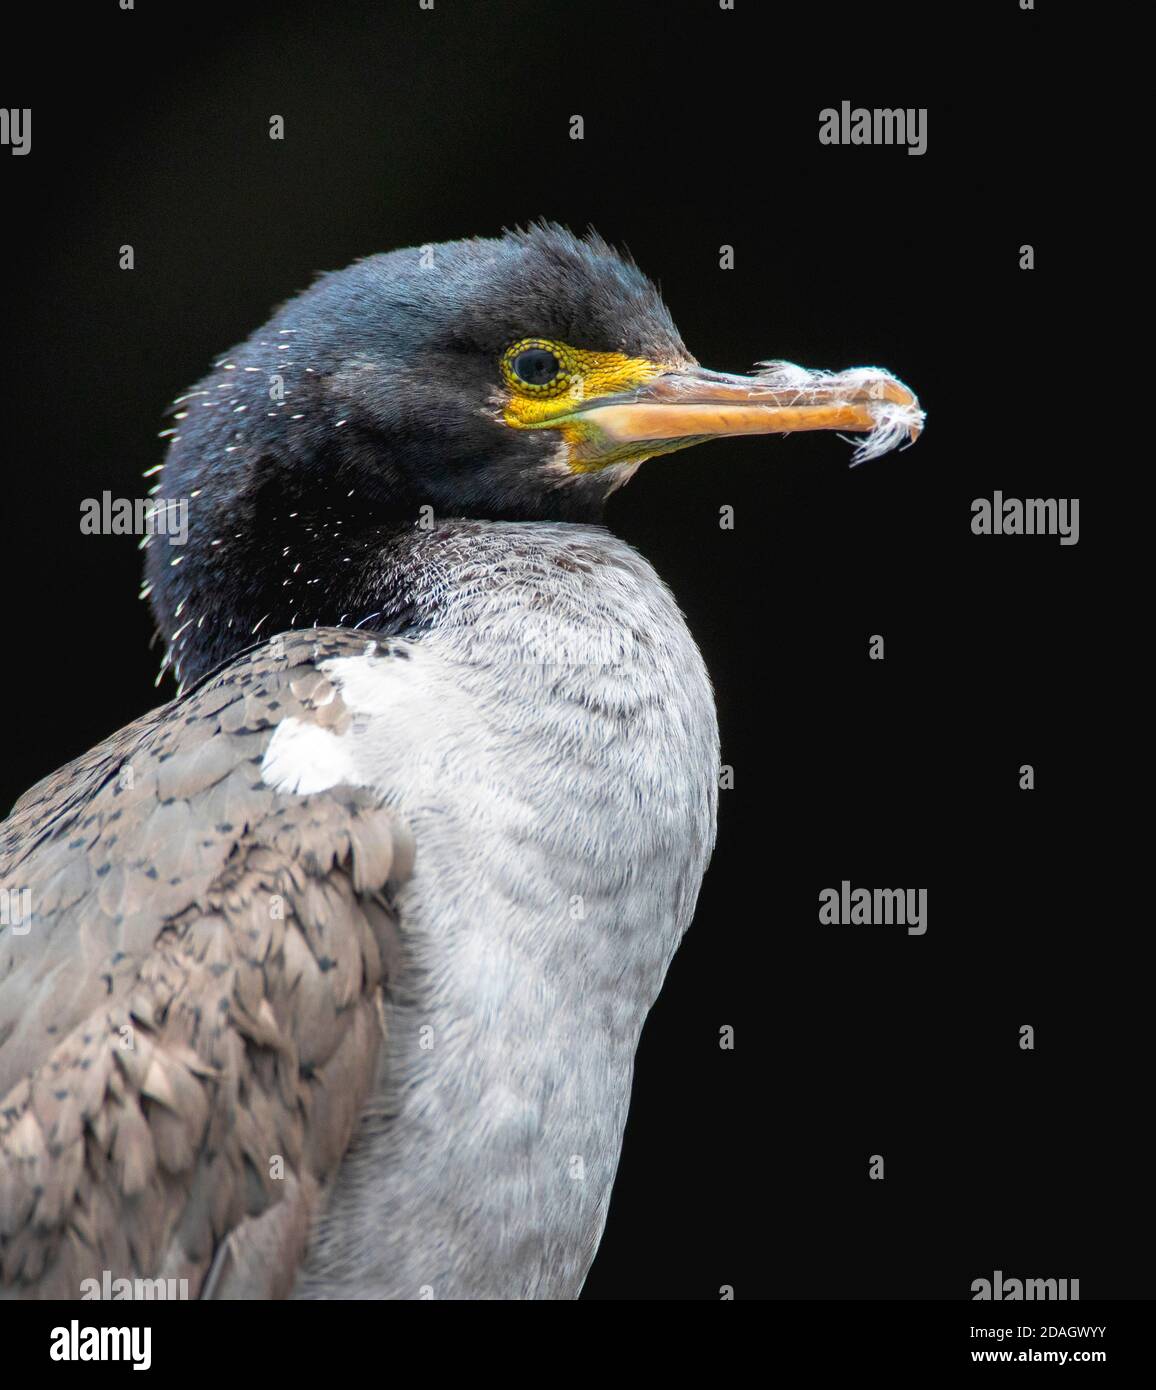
[0,225,922,1299]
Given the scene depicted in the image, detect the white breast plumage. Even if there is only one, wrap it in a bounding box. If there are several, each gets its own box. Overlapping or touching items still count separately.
[272,522,719,1299]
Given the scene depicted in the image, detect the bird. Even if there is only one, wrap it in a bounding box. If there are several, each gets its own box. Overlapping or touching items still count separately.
[0,223,923,1300]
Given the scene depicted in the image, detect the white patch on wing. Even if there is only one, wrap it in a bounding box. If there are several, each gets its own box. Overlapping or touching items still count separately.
[261,716,366,795]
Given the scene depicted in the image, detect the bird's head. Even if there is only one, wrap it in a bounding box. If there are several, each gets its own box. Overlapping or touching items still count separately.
[147,223,923,683]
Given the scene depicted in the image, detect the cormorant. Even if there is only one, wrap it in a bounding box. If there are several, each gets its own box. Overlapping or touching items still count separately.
[0,224,922,1299]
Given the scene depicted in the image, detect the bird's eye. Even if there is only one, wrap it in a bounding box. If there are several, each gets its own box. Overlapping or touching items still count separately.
[510,347,561,387]
[500,338,576,398]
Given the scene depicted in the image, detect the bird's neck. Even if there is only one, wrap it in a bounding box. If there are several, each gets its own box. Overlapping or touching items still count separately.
[148,492,624,690]
[147,503,436,689]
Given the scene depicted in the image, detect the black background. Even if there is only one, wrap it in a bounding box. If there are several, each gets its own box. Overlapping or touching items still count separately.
[1,1,1136,1302]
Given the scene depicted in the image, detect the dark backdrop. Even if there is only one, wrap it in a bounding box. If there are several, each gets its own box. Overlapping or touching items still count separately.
[2,1,1132,1301]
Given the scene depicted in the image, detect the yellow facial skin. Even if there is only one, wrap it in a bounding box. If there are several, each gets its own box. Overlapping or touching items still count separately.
[500,338,679,473]
[499,337,926,473]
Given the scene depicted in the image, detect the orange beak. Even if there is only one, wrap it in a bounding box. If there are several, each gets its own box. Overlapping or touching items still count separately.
[572,360,924,467]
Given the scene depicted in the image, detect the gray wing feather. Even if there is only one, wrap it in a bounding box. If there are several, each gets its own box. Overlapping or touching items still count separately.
[0,630,413,1298]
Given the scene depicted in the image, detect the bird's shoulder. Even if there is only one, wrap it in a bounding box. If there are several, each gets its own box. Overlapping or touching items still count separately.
[0,628,414,1298]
